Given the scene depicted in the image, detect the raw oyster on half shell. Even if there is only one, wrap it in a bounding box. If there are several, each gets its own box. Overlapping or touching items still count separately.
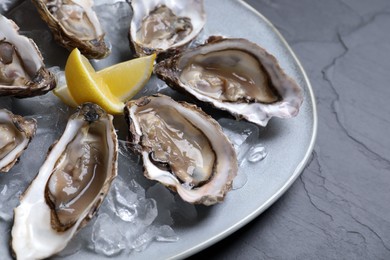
[0,14,56,98]
[11,103,118,259]
[0,109,36,172]
[129,0,206,56]
[125,94,238,206]
[155,36,304,127]
[32,0,110,59]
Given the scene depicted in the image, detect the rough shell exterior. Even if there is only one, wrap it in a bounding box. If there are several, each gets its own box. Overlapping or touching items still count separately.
[155,36,304,127]
[129,0,206,57]
[0,14,56,97]
[11,103,118,259]
[0,109,37,172]
[32,0,110,59]
[125,94,238,206]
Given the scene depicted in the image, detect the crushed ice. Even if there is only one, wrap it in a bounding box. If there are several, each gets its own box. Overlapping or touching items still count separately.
[51,177,177,258]
[218,118,265,189]
[0,95,183,258]
[0,0,271,258]
[59,116,267,258]
[57,143,183,257]
[62,176,180,257]
[218,118,260,163]
[91,213,126,256]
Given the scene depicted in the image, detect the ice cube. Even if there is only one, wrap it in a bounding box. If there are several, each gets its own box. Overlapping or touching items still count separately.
[155,225,179,242]
[218,118,260,163]
[106,178,140,222]
[136,197,158,226]
[91,213,126,256]
[130,225,178,252]
[218,118,260,189]
[48,66,66,87]
[106,178,157,225]
[146,183,175,225]
[124,223,148,244]
[91,1,133,69]
[129,178,147,199]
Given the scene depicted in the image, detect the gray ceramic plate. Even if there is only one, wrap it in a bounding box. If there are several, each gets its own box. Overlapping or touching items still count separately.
[0,0,317,259]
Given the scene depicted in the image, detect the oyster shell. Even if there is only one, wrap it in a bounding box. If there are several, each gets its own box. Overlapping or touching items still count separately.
[0,14,56,98]
[129,0,206,56]
[0,109,37,172]
[155,36,304,127]
[125,94,238,206]
[32,0,110,59]
[11,103,118,259]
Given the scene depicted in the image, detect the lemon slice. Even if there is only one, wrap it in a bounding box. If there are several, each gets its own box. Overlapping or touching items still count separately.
[65,49,124,114]
[98,54,156,101]
[59,48,155,114]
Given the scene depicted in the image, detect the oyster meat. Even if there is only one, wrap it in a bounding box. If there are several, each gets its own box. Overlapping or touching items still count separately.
[0,109,36,172]
[125,94,238,206]
[129,0,206,56]
[155,36,304,126]
[0,14,56,98]
[32,0,110,59]
[11,103,118,259]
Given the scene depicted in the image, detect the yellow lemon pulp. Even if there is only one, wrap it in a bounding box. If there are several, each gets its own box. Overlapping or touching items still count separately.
[98,54,156,101]
[61,48,155,114]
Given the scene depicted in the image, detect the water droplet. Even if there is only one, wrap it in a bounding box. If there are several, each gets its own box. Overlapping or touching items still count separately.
[232,172,248,190]
[247,144,267,163]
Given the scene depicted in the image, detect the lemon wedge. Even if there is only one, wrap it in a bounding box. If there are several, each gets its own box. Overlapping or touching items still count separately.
[98,54,156,101]
[57,48,155,114]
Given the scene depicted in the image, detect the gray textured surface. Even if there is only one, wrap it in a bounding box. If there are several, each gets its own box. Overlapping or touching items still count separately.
[190,0,390,259]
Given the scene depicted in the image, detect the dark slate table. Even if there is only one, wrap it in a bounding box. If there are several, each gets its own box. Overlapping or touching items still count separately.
[190,0,390,259]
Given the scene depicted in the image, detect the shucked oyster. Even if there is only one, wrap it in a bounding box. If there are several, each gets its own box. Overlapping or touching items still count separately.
[11,103,117,259]
[125,94,238,206]
[32,0,110,59]
[129,0,206,56]
[155,36,304,127]
[0,14,56,98]
[0,109,36,172]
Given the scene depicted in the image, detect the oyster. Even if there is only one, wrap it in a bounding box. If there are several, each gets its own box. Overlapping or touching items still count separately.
[32,0,110,59]
[125,94,237,206]
[129,0,206,56]
[0,14,56,98]
[0,109,37,172]
[11,103,118,259]
[155,36,304,127]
